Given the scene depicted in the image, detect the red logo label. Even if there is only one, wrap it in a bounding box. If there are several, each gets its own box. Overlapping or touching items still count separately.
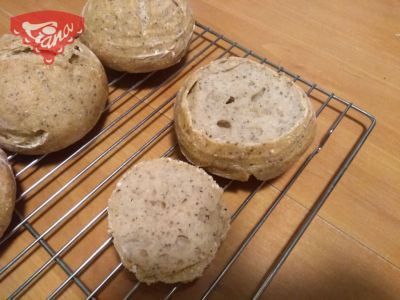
[10,11,84,64]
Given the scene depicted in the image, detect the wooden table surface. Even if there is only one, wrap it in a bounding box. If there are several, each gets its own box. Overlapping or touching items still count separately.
[0,0,399,299]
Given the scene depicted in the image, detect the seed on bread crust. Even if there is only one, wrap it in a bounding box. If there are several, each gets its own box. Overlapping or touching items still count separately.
[108,158,230,284]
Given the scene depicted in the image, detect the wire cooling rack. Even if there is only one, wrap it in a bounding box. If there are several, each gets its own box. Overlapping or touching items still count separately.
[0,22,376,299]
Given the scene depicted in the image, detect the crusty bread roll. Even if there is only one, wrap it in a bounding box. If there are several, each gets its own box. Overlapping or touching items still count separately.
[108,158,230,284]
[174,57,317,181]
[0,34,108,155]
[0,149,16,238]
[81,0,195,73]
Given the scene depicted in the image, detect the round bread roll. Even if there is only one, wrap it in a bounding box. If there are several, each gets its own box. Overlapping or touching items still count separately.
[108,158,230,284]
[81,0,195,73]
[174,57,317,181]
[0,34,108,155]
[0,149,16,238]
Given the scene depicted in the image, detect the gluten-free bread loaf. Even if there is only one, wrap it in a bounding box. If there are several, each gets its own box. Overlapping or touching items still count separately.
[81,0,195,73]
[108,158,230,284]
[174,57,317,181]
[0,149,16,238]
[0,34,108,155]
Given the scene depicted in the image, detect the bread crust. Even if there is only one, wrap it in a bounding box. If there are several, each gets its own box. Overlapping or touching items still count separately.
[81,0,195,73]
[0,149,16,238]
[0,34,108,155]
[108,158,230,284]
[174,57,317,181]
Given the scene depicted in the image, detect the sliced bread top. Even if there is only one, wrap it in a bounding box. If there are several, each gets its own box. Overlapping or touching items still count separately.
[108,158,230,284]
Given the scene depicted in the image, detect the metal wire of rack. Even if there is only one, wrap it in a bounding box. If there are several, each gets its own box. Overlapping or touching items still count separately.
[0,22,376,299]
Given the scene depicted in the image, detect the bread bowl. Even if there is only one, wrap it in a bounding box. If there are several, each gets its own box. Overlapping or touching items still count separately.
[174,57,317,181]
